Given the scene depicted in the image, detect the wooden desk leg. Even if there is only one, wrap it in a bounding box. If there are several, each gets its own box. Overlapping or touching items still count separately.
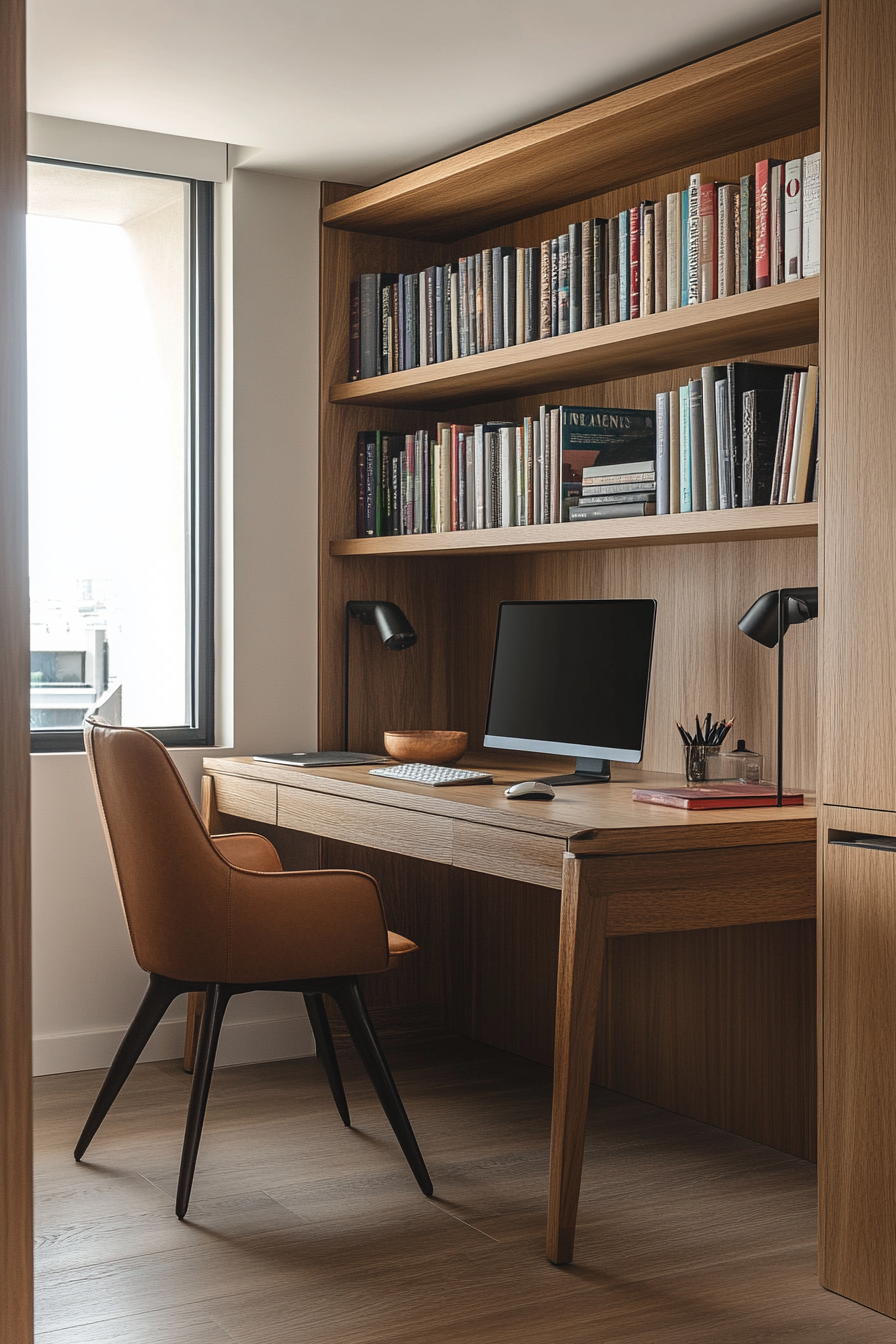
[546,854,608,1265]
[183,992,205,1074]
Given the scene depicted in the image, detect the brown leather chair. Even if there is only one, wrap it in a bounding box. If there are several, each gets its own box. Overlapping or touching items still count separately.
[75,717,432,1217]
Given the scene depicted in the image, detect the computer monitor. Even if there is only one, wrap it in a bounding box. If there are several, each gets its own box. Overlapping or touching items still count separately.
[483,599,657,785]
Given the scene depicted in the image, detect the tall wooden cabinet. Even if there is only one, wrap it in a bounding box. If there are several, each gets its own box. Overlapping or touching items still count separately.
[818,0,896,1316]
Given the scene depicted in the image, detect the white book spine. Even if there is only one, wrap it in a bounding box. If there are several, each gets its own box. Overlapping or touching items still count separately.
[533,421,543,523]
[784,158,803,281]
[474,425,485,529]
[465,436,475,528]
[666,191,680,310]
[787,374,809,502]
[770,165,783,285]
[500,427,514,527]
[701,366,720,511]
[550,409,561,523]
[669,390,680,514]
[687,175,701,304]
[802,152,821,278]
[440,429,451,529]
[715,379,731,509]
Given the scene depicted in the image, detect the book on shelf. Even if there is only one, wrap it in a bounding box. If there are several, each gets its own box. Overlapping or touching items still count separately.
[354,404,655,537]
[348,150,822,381]
[652,361,818,514]
[569,502,657,520]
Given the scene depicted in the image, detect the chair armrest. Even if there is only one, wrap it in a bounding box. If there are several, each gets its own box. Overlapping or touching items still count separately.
[225,867,390,982]
[212,832,282,873]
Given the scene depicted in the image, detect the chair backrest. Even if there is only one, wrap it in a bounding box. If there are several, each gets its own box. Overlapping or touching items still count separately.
[84,717,232,979]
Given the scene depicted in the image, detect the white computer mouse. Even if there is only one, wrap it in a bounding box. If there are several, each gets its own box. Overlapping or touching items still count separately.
[504,780,556,800]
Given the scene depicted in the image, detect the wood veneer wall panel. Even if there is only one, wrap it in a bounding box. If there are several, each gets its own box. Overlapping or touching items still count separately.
[0,0,32,1338]
[444,534,817,788]
[458,870,816,1159]
[819,0,896,811]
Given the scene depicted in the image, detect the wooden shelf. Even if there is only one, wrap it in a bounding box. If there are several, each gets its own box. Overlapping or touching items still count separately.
[330,278,819,411]
[330,503,817,559]
[322,18,820,242]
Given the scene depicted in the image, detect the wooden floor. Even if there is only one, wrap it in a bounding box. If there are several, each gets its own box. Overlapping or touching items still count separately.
[33,1018,895,1343]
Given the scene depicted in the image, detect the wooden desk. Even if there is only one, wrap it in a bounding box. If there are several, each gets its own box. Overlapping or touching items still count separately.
[201,755,816,1265]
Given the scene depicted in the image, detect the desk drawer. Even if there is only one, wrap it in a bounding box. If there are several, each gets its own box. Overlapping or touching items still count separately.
[277,786,453,864]
[212,775,277,826]
[452,820,565,889]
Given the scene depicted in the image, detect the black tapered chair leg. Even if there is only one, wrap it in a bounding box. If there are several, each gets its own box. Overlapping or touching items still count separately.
[304,992,350,1126]
[75,973,183,1161]
[176,982,231,1219]
[332,980,432,1196]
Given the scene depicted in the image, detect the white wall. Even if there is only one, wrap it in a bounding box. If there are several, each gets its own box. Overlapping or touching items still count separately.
[30,139,322,1075]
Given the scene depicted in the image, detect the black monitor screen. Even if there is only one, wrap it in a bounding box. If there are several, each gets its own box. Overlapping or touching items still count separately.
[483,599,656,762]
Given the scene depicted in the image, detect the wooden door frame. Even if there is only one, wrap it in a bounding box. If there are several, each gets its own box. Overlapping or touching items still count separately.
[0,0,33,1339]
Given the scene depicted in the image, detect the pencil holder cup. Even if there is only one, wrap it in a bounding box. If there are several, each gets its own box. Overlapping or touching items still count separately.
[684,744,718,783]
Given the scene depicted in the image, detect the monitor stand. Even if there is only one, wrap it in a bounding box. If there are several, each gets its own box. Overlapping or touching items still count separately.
[538,756,612,786]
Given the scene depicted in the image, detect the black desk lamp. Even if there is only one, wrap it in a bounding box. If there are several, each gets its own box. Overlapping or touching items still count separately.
[737,586,818,806]
[344,601,417,751]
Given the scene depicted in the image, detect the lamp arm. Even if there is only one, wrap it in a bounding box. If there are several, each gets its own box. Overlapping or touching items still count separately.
[343,605,352,752]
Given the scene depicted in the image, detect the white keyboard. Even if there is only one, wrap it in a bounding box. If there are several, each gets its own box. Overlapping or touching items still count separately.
[369,762,493,787]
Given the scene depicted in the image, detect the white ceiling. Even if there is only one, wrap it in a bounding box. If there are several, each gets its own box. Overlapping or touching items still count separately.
[27,0,818,186]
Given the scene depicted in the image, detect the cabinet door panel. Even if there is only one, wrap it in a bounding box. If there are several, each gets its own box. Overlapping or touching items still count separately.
[821,0,896,809]
[820,804,896,1314]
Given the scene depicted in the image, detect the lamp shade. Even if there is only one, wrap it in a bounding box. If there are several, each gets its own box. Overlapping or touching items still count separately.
[738,586,818,647]
[347,600,417,650]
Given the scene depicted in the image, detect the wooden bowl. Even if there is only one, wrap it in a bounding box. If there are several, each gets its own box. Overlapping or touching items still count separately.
[384,729,468,765]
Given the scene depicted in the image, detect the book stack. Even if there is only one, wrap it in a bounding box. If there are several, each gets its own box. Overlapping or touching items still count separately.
[569,458,656,522]
[654,362,819,515]
[356,405,656,537]
[349,153,821,380]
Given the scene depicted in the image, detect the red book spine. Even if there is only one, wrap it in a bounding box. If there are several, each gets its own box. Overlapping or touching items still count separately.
[698,182,718,302]
[755,160,773,289]
[629,208,640,319]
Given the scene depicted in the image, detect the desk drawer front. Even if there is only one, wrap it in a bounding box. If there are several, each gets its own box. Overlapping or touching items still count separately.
[452,820,565,889]
[277,786,453,864]
[212,775,277,826]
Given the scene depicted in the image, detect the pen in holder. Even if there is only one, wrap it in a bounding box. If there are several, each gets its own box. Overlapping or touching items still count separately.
[677,714,734,784]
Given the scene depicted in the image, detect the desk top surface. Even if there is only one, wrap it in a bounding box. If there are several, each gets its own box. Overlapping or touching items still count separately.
[205,754,816,856]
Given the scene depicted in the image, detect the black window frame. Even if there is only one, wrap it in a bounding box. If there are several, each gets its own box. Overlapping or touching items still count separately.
[27,158,215,753]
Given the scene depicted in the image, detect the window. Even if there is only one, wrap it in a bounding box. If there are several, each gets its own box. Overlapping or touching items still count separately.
[27,159,214,751]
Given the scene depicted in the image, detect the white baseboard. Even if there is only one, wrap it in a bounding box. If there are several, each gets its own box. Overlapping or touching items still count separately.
[33,1012,316,1077]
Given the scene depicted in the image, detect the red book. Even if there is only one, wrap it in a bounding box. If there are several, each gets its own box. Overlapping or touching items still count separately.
[754,159,781,289]
[632,784,804,810]
[629,208,640,319]
[698,182,718,302]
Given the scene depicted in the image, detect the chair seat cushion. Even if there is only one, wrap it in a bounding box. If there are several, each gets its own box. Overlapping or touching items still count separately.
[387,930,417,969]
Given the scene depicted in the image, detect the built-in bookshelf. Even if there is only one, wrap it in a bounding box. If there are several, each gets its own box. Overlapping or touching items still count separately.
[330,277,819,411]
[316,14,822,1169]
[330,500,817,558]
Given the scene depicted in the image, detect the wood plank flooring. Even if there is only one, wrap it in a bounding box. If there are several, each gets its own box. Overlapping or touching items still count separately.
[33,1017,895,1343]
